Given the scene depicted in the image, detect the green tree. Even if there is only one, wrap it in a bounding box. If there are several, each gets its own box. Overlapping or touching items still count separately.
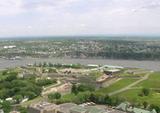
[143,101,148,109]
[142,88,150,96]
[77,84,95,92]
[72,84,78,95]
[13,95,23,104]
[48,92,61,100]
[17,106,27,113]
[1,101,11,113]
[150,104,160,113]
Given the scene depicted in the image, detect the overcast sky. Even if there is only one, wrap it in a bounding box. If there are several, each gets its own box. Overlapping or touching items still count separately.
[0,0,160,37]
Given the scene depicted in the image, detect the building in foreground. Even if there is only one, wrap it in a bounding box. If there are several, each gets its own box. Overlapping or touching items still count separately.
[28,102,127,113]
[28,102,59,113]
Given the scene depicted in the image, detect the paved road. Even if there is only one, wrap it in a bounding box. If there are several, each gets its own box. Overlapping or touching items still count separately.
[108,72,152,96]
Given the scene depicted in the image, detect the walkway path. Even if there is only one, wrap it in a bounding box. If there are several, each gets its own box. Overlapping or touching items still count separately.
[108,72,152,96]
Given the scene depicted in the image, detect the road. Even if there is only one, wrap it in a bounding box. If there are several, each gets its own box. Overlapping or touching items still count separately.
[108,72,152,96]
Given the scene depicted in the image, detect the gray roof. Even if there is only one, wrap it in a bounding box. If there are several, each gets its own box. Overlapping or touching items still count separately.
[59,103,77,113]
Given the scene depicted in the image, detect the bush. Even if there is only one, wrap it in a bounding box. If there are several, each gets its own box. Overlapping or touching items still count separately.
[71,84,78,95]
[36,79,56,87]
[77,84,95,92]
[48,92,61,100]
[142,88,150,96]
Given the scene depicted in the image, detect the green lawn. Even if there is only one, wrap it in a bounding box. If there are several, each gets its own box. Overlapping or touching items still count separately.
[21,96,44,107]
[96,78,138,94]
[115,89,160,106]
[60,93,76,101]
[112,72,160,106]
[136,72,160,88]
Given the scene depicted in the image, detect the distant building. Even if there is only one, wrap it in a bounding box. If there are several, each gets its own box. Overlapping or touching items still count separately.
[3,45,16,49]
[103,65,124,69]
[104,69,121,75]
[87,64,99,68]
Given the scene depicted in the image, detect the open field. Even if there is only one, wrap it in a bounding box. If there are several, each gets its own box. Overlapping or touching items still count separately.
[136,72,160,88]
[112,72,160,106]
[96,78,138,94]
[115,89,160,106]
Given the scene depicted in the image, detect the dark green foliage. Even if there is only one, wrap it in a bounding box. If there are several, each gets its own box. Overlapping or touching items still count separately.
[0,101,11,113]
[48,92,61,100]
[36,79,56,87]
[142,88,150,96]
[17,106,27,113]
[0,72,42,100]
[149,104,160,113]
[143,101,148,109]
[77,84,95,92]
[13,95,23,104]
[5,73,17,81]
[71,84,95,95]
[71,84,78,95]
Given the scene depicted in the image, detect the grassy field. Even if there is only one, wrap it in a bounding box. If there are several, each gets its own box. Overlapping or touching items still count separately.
[96,78,138,94]
[113,72,160,106]
[115,89,160,106]
[136,72,160,88]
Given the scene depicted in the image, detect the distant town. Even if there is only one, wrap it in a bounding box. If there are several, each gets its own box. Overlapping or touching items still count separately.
[0,39,160,60]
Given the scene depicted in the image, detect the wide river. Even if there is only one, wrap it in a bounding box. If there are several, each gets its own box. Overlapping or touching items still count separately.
[0,58,159,71]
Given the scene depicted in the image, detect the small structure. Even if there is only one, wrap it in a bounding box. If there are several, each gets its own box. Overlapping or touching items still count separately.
[104,69,121,75]
[103,65,124,69]
[3,45,16,49]
[87,64,99,68]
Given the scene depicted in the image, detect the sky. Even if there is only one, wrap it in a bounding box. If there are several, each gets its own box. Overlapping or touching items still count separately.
[0,0,160,37]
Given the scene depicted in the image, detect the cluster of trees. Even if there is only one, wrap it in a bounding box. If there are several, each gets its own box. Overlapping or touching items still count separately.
[53,84,123,106]
[48,92,61,100]
[0,71,43,101]
[0,70,58,113]
[55,91,124,106]
[0,101,11,113]
[71,84,95,95]
[36,78,56,87]
[52,84,160,113]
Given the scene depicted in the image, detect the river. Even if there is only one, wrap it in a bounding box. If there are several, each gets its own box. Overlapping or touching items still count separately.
[0,58,159,71]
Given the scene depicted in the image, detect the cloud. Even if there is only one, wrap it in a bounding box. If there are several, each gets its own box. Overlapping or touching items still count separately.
[0,0,25,16]
[0,0,160,36]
